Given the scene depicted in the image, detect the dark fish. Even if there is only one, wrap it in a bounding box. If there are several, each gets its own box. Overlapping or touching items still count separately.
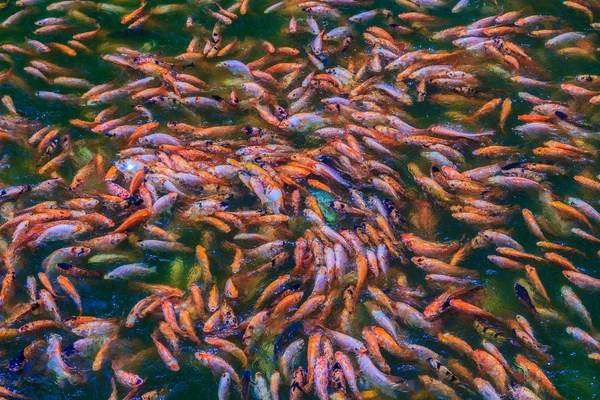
[241,370,251,400]
[8,349,26,372]
[514,282,540,321]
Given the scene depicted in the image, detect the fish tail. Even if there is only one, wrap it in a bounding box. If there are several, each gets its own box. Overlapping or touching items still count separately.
[98,3,129,14]
[460,115,475,124]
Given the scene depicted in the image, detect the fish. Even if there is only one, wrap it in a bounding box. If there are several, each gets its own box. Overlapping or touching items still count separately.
[475,320,507,344]
[270,371,281,400]
[474,377,502,400]
[151,333,179,371]
[566,326,600,351]
[509,384,543,399]
[9,338,46,372]
[563,271,600,291]
[218,373,231,400]
[357,352,413,395]
[104,263,157,280]
[47,334,86,385]
[57,275,83,314]
[0,0,598,398]
[515,354,564,399]
[279,339,304,383]
[514,282,540,320]
[195,352,241,387]
[471,350,509,393]
[419,375,461,400]
[561,286,594,331]
[313,356,329,400]
[251,372,270,400]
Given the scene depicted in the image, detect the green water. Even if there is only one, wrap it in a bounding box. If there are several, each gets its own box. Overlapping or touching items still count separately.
[0,0,599,399]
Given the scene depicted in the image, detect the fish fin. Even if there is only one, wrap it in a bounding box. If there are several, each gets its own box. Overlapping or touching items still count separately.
[384,373,403,384]
[393,378,416,392]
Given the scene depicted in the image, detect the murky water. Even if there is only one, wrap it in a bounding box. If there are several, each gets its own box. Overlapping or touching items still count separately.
[0,0,599,399]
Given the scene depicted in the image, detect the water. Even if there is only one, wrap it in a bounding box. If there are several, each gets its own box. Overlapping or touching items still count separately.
[0,0,599,399]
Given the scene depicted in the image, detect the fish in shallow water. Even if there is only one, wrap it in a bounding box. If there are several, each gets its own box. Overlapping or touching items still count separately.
[0,0,598,398]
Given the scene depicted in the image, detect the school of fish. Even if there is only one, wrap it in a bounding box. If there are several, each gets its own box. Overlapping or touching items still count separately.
[0,0,600,398]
